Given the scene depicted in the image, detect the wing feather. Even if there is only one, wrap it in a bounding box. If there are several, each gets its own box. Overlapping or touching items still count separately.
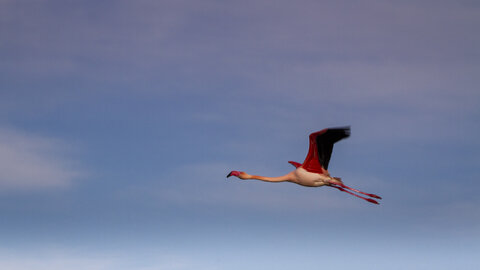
[301,126,350,174]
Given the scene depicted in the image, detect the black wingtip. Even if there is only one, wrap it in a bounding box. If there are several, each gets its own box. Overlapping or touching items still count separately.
[328,126,351,137]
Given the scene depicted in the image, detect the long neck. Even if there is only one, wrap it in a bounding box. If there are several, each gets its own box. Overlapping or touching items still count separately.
[246,172,294,183]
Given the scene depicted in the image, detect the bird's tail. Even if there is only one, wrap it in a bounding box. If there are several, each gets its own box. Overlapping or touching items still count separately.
[332,177,342,183]
[326,177,342,185]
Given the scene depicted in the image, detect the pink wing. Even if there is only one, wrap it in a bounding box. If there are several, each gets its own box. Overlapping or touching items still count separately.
[301,127,350,174]
[288,161,302,168]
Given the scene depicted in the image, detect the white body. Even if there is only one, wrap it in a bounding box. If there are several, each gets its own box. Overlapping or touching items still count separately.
[293,167,331,187]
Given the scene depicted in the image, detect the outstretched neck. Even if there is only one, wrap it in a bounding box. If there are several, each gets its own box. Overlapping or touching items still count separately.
[245,172,295,183]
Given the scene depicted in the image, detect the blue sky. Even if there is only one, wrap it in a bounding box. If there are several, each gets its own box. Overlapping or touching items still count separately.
[1,0,479,269]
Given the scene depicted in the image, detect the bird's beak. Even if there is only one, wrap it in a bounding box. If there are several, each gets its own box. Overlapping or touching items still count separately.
[226,171,241,178]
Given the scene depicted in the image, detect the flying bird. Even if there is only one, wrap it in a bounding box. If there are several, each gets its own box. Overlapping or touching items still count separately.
[227,126,382,204]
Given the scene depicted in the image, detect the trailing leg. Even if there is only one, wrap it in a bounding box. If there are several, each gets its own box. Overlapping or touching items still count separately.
[332,182,382,200]
[329,185,379,204]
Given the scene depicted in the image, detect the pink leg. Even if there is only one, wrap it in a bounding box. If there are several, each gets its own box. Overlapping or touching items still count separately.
[330,185,379,205]
[334,182,382,200]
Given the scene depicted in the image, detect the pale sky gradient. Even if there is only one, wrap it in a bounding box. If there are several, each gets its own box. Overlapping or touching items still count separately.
[1,0,479,269]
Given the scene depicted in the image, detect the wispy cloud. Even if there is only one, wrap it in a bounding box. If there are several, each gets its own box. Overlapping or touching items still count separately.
[0,246,214,270]
[0,127,83,191]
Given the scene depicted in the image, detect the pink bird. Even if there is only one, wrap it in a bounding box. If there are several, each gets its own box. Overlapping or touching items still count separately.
[227,127,382,204]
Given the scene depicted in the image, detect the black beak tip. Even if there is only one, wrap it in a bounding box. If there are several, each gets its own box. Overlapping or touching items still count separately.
[226,172,232,178]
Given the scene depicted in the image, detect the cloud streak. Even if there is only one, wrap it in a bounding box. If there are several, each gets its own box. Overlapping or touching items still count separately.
[0,127,82,191]
[0,246,196,270]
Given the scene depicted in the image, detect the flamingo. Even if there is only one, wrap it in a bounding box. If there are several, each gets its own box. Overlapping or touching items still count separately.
[227,126,382,204]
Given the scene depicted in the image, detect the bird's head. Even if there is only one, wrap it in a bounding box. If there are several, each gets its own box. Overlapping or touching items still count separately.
[226,171,249,179]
